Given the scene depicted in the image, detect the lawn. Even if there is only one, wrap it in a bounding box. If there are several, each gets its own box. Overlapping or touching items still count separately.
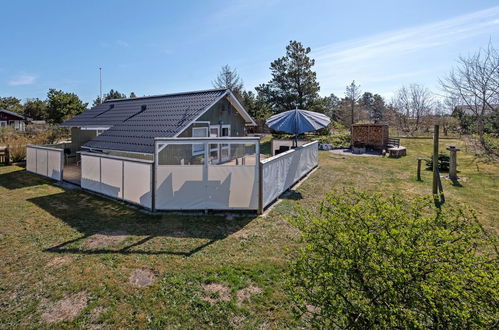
[0,138,497,328]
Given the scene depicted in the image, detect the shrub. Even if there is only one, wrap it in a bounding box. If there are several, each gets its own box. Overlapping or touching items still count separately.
[483,133,499,155]
[316,132,351,148]
[425,152,450,172]
[287,190,498,328]
[0,127,66,162]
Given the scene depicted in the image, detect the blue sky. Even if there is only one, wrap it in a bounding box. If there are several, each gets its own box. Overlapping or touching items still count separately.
[1,0,498,104]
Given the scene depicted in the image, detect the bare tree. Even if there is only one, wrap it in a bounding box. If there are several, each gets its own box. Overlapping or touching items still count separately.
[212,65,244,97]
[440,43,499,154]
[434,98,459,136]
[393,84,434,133]
[345,80,361,126]
[392,86,411,131]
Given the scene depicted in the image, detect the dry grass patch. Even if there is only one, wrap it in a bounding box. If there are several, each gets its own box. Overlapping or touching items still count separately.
[45,256,71,268]
[83,230,128,249]
[40,291,88,324]
[129,269,157,288]
[201,283,231,304]
[236,285,262,306]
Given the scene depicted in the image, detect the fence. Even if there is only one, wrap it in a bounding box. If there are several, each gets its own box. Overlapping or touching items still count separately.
[80,152,153,210]
[261,141,318,208]
[26,145,64,181]
[154,137,260,211]
[26,138,319,213]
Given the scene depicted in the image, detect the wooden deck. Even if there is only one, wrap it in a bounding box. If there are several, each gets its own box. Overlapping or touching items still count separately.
[63,164,81,185]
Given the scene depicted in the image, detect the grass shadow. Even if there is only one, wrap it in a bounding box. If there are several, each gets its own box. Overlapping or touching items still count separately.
[28,190,255,257]
[281,190,303,200]
[0,167,48,190]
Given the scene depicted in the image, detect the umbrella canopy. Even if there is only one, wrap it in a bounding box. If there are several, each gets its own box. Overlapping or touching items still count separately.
[266,109,331,135]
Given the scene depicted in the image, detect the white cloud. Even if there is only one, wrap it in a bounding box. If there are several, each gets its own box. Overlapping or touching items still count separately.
[313,6,499,96]
[8,73,37,86]
[100,40,129,48]
[116,40,129,48]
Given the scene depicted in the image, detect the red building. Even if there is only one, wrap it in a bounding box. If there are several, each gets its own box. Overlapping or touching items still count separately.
[0,109,26,131]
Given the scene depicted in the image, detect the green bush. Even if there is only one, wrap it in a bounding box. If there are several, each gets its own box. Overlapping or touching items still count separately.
[287,190,498,328]
[425,152,450,172]
[316,132,351,148]
[483,133,499,155]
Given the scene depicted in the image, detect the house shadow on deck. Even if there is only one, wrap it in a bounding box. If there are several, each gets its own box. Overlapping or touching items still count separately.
[27,189,255,257]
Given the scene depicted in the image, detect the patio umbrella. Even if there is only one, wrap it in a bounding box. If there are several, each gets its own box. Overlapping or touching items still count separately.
[266,108,331,146]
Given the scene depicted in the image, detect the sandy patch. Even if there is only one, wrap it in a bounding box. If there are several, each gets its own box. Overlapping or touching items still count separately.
[201,283,231,304]
[46,256,71,268]
[129,269,156,288]
[40,291,88,324]
[236,285,262,306]
[83,230,128,249]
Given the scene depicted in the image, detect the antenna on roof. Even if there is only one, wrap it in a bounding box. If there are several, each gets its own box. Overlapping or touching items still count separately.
[99,67,103,104]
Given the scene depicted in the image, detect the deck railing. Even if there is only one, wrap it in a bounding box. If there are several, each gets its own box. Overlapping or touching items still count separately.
[26,144,64,181]
[260,141,318,209]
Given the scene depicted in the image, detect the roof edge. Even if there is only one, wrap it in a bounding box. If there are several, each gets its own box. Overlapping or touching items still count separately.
[102,88,228,103]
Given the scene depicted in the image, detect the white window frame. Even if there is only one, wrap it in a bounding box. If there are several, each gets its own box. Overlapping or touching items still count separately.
[220,125,231,162]
[0,121,7,127]
[192,127,208,156]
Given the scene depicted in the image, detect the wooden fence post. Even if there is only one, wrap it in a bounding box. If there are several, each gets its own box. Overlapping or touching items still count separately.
[432,125,439,197]
[432,125,445,206]
[417,158,422,181]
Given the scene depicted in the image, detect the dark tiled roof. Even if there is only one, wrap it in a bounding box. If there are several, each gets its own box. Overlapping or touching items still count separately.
[0,109,25,119]
[63,89,228,154]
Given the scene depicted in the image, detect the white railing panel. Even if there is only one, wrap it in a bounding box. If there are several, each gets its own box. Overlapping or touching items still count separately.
[155,166,204,210]
[81,155,101,193]
[100,158,123,199]
[36,149,48,177]
[47,149,63,180]
[207,166,258,209]
[123,161,152,209]
[26,147,36,173]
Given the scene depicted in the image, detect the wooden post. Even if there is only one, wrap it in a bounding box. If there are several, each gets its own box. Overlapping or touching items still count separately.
[432,125,439,197]
[5,146,9,165]
[446,146,460,181]
[417,158,422,181]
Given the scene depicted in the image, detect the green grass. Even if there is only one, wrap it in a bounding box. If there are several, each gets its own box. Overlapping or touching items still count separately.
[0,138,497,328]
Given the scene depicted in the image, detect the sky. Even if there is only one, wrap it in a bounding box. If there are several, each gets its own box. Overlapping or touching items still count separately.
[1,0,498,105]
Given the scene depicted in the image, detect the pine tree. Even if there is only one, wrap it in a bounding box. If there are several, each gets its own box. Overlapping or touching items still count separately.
[256,41,321,113]
[212,65,244,97]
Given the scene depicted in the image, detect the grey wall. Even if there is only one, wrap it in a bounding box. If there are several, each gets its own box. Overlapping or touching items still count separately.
[179,98,246,138]
[70,128,97,154]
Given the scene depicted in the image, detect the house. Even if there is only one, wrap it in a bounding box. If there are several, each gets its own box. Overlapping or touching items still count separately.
[60,88,256,161]
[0,109,27,131]
[27,87,318,213]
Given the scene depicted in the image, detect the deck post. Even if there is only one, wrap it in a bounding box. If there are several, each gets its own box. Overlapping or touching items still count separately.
[258,161,263,215]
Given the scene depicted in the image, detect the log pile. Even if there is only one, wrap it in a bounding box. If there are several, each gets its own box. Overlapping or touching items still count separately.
[351,124,389,150]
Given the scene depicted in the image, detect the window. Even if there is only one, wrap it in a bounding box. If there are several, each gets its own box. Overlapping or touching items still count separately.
[192,127,208,155]
[158,143,205,165]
